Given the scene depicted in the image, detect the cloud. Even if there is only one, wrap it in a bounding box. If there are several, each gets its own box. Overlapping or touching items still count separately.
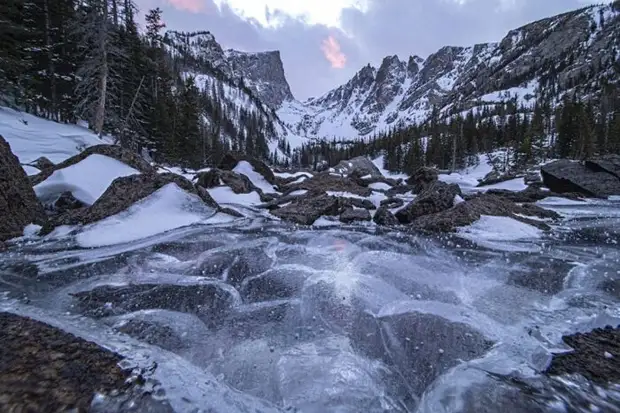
[165,0,206,13]
[136,0,610,100]
[321,35,347,68]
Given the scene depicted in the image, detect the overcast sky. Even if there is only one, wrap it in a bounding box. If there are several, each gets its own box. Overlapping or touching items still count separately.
[134,0,608,101]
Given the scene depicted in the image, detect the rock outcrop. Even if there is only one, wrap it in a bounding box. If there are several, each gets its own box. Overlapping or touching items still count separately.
[411,193,560,233]
[0,135,47,241]
[373,206,399,226]
[406,167,438,192]
[541,157,620,198]
[396,181,462,224]
[332,156,382,178]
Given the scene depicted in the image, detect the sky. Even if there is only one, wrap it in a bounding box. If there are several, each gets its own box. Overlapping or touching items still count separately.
[135,0,609,101]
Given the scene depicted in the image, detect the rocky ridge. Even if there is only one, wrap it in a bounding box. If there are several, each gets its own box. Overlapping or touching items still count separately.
[278,2,620,139]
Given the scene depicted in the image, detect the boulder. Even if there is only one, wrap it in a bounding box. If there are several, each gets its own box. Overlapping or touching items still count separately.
[380,197,404,209]
[52,191,86,213]
[396,181,462,224]
[41,173,220,234]
[406,167,438,192]
[0,312,170,413]
[339,207,371,223]
[585,154,620,179]
[284,173,372,197]
[332,156,382,178]
[541,159,620,198]
[373,206,399,226]
[476,170,518,187]
[411,194,560,233]
[386,184,415,197]
[218,152,276,185]
[195,169,256,194]
[546,325,620,384]
[0,135,47,241]
[271,194,342,225]
[30,144,155,186]
[485,186,584,203]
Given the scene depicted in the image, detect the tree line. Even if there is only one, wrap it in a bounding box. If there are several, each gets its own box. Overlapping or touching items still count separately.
[0,0,275,169]
[290,82,620,174]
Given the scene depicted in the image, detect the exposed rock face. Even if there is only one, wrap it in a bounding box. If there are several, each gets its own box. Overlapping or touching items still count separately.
[332,156,383,178]
[226,49,295,108]
[41,173,219,234]
[218,152,276,185]
[373,206,399,226]
[485,185,584,203]
[339,207,371,223]
[0,312,131,412]
[411,193,559,233]
[406,167,439,192]
[396,181,462,224]
[0,135,47,241]
[30,144,154,186]
[541,158,620,198]
[546,325,620,384]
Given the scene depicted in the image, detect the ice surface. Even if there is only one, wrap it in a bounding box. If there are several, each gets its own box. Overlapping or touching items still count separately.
[34,154,140,205]
[76,183,218,247]
[233,161,278,194]
[0,106,112,164]
[458,215,542,241]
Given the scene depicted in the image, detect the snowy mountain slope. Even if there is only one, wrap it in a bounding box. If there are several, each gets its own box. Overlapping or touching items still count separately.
[164,31,307,152]
[278,2,620,139]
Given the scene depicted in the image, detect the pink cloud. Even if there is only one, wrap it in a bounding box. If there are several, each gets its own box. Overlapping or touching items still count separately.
[165,0,205,13]
[320,35,346,69]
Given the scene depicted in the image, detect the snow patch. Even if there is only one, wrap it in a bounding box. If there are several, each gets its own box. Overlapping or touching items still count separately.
[34,154,140,205]
[233,161,277,194]
[207,186,262,206]
[76,183,218,248]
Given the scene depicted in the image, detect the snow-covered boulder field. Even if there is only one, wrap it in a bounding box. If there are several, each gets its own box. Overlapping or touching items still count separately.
[2,106,618,250]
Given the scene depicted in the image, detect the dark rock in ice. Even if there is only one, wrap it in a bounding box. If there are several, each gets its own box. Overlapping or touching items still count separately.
[0,135,47,241]
[396,181,462,224]
[339,207,371,223]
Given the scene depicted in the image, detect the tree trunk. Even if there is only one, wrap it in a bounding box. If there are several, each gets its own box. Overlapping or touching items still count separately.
[43,0,57,120]
[94,2,108,138]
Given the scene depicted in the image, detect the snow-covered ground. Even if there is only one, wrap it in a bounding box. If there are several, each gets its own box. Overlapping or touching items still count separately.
[0,107,112,165]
